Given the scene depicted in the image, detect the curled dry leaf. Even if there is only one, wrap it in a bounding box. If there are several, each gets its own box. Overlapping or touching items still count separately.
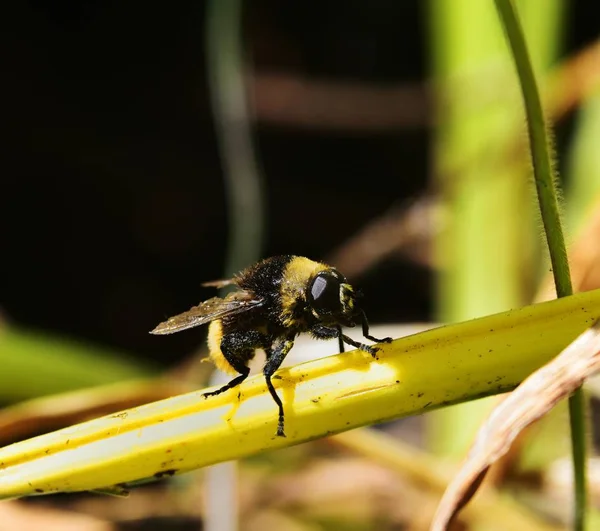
[431,319,600,531]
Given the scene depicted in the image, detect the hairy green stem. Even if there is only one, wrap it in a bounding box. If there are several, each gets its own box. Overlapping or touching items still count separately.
[493,0,585,529]
[494,0,571,297]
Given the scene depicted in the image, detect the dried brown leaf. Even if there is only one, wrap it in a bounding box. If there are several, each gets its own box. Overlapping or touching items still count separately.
[431,320,600,531]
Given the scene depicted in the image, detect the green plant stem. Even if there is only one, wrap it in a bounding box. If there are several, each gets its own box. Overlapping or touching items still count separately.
[493,0,585,529]
[568,387,588,529]
[494,0,571,297]
[206,0,265,279]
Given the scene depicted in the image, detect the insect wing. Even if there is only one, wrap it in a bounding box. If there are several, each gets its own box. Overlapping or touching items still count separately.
[150,292,263,335]
[201,278,236,288]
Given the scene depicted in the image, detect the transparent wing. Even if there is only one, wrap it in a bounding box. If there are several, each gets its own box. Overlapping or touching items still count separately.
[150,291,263,335]
[201,278,236,288]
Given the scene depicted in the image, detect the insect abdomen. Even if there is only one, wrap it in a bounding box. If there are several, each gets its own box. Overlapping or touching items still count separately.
[207,320,239,375]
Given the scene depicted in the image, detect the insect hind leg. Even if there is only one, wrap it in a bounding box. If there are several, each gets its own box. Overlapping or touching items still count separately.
[202,330,264,399]
[202,369,250,399]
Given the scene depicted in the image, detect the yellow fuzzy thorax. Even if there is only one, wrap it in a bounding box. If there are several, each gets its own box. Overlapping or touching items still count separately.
[280,257,328,327]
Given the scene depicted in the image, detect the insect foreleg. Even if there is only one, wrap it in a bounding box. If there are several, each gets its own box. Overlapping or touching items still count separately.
[336,325,345,353]
[339,333,379,357]
[310,323,383,357]
[309,324,338,340]
[310,324,346,354]
[359,310,392,344]
[264,335,295,437]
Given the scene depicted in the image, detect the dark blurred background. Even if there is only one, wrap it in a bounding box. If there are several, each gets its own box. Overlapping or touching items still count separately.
[1,0,598,368]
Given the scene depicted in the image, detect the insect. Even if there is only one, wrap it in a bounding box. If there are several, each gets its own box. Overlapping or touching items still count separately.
[150,255,392,437]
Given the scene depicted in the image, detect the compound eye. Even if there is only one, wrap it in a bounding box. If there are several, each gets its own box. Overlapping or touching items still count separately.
[308,273,341,313]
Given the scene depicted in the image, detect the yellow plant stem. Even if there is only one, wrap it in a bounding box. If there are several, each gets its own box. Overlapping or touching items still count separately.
[0,289,599,498]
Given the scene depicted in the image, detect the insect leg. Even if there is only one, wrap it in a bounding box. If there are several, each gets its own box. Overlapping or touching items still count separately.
[264,336,295,437]
[311,323,380,358]
[309,324,338,339]
[336,325,345,353]
[339,333,380,357]
[202,369,250,399]
[310,324,347,355]
[203,330,264,399]
[359,310,392,344]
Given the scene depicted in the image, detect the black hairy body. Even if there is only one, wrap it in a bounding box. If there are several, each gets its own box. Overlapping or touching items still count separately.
[151,255,392,436]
